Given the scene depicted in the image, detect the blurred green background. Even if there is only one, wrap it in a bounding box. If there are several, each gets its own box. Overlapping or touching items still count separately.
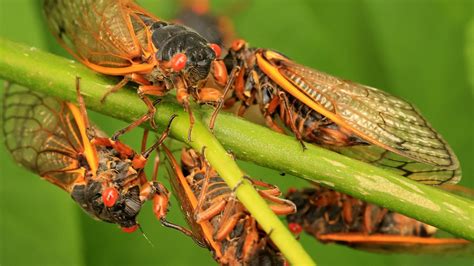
[0,0,473,265]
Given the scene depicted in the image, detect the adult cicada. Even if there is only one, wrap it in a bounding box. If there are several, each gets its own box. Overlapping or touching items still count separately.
[43,0,231,136]
[285,186,471,253]
[163,146,296,265]
[2,79,179,233]
[223,40,461,185]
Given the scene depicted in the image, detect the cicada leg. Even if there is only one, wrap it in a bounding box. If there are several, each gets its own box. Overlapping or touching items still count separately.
[111,97,162,141]
[277,91,307,150]
[194,167,228,223]
[261,92,286,134]
[247,178,297,215]
[207,65,241,132]
[175,78,195,141]
[213,198,245,241]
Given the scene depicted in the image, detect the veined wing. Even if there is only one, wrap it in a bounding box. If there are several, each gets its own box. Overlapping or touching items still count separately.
[331,145,460,185]
[2,83,91,192]
[43,0,158,73]
[162,146,219,252]
[259,51,460,184]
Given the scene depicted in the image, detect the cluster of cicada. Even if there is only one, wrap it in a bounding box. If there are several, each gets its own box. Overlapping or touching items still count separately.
[2,0,470,265]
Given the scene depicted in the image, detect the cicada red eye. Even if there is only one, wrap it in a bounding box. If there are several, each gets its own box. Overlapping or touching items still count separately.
[231,39,246,51]
[102,187,119,207]
[288,222,303,235]
[170,53,187,72]
[121,225,139,233]
[209,43,222,57]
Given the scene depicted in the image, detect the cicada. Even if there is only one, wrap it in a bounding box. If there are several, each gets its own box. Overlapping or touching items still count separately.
[163,146,296,265]
[2,79,177,233]
[285,186,471,253]
[223,40,461,185]
[43,0,230,136]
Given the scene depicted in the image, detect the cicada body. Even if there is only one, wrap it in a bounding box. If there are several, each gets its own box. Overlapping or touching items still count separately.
[163,146,295,265]
[223,40,461,185]
[43,0,229,134]
[285,186,471,253]
[2,80,174,233]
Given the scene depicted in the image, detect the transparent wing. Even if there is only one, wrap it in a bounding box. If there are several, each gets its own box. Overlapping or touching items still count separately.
[43,0,158,70]
[331,145,460,185]
[276,57,460,184]
[318,233,472,254]
[2,83,86,192]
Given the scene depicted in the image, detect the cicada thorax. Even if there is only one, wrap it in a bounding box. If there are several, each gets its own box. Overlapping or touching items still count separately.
[2,81,172,233]
[223,40,461,185]
[43,0,229,135]
[285,186,470,253]
[163,146,293,265]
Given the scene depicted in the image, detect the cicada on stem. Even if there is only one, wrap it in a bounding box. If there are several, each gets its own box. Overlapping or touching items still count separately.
[222,39,461,185]
[285,185,471,254]
[162,146,296,265]
[43,0,232,139]
[2,78,187,235]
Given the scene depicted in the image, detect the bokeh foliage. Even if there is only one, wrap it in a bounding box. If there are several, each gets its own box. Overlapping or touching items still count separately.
[0,0,472,265]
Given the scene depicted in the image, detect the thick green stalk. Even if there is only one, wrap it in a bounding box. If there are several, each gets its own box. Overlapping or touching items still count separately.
[1,38,473,246]
[0,38,315,265]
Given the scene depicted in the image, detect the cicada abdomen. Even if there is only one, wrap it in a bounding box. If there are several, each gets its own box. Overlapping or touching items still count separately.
[163,146,296,265]
[2,80,175,233]
[285,186,471,253]
[43,0,230,136]
[223,40,461,185]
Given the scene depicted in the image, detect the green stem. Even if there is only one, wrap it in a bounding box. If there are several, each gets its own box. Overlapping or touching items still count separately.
[1,38,473,245]
[0,39,315,265]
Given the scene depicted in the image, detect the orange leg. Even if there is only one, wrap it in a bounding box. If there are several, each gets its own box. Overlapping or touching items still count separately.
[100,75,132,103]
[207,66,240,132]
[278,91,307,150]
[176,78,195,141]
[245,177,296,215]
[111,98,162,141]
[214,205,243,241]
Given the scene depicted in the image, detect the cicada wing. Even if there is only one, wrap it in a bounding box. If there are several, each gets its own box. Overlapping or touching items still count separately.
[43,0,157,71]
[331,145,461,185]
[263,51,460,184]
[318,233,472,254]
[162,146,211,246]
[2,83,87,192]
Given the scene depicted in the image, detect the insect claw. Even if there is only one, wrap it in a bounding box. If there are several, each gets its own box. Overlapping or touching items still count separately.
[300,140,307,151]
[232,178,246,193]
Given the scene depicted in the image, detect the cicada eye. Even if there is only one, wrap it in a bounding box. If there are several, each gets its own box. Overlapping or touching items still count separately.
[102,187,119,207]
[209,43,222,58]
[288,222,303,235]
[231,39,246,52]
[170,53,187,72]
[121,224,138,233]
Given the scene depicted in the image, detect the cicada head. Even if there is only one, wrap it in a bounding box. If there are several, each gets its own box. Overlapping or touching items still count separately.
[71,180,142,232]
[151,23,217,85]
[70,147,148,232]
